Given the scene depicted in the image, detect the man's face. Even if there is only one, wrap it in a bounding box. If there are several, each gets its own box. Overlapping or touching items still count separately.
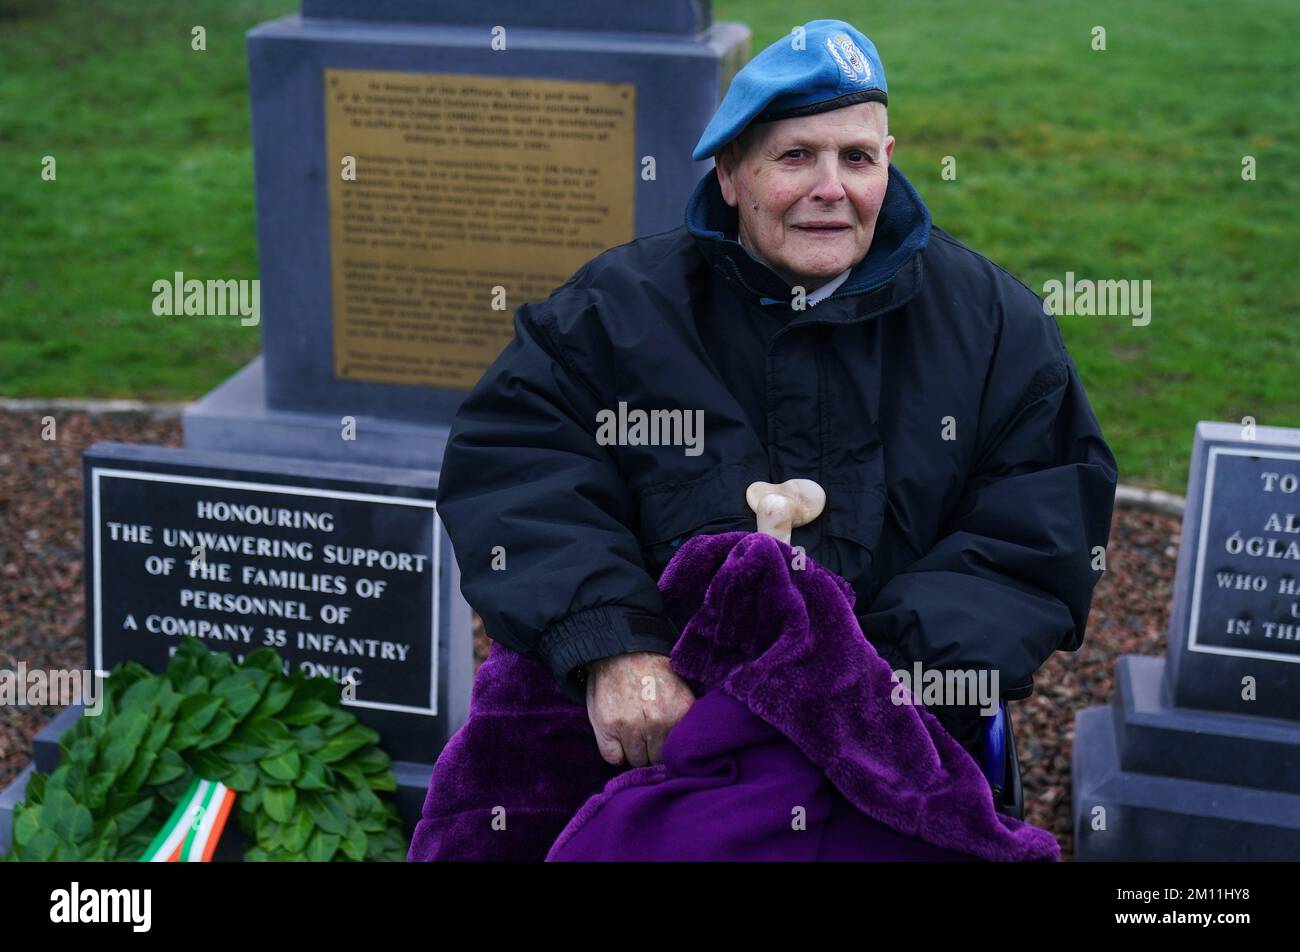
[715,103,895,291]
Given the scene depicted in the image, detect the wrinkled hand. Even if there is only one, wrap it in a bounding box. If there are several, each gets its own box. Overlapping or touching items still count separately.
[585,652,696,767]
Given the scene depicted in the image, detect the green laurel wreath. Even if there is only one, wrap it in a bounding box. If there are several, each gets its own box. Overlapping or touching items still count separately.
[2,638,408,861]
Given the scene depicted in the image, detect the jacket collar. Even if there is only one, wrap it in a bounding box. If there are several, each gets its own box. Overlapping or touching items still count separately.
[685,163,932,322]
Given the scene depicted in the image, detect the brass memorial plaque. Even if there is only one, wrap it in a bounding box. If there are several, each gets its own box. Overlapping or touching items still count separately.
[323,68,637,388]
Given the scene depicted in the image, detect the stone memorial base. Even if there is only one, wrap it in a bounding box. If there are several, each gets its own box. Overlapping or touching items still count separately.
[1073,654,1300,860]
[184,356,452,470]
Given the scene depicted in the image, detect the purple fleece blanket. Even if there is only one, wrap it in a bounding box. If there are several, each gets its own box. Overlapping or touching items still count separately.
[409,531,1059,862]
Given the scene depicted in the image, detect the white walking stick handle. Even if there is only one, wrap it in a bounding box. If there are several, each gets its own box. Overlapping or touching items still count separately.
[745,479,826,544]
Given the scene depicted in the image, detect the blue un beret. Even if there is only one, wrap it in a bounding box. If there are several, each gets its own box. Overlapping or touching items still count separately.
[693,19,889,162]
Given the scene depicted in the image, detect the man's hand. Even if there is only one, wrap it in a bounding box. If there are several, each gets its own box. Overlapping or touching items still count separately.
[585,652,696,767]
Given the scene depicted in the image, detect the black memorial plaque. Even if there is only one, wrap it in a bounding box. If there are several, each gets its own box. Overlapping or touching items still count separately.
[83,442,456,760]
[1165,423,1300,720]
[1185,451,1300,660]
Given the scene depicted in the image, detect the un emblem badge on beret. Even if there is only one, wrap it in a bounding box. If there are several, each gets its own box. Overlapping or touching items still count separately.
[827,32,873,86]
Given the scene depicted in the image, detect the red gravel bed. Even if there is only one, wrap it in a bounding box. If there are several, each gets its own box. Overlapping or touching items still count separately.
[1,411,182,793]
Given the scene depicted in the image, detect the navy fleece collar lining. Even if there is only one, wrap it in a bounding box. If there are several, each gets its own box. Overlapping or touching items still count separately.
[685,163,932,302]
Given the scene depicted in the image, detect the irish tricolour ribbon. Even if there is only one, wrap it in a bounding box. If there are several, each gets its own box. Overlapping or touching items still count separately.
[139,777,237,862]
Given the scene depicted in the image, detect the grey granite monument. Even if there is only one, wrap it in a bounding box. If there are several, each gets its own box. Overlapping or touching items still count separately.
[184,0,749,469]
[1073,421,1300,860]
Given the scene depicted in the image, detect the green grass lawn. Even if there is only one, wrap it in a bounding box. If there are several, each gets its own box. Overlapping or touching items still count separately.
[2,0,1297,492]
[0,0,294,399]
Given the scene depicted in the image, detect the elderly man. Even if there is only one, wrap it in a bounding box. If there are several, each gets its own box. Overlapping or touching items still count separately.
[435,19,1118,768]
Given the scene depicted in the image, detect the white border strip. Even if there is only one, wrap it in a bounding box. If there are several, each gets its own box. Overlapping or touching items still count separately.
[0,398,188,417]
[90,466,441,716]
[1114,484,1185,516]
